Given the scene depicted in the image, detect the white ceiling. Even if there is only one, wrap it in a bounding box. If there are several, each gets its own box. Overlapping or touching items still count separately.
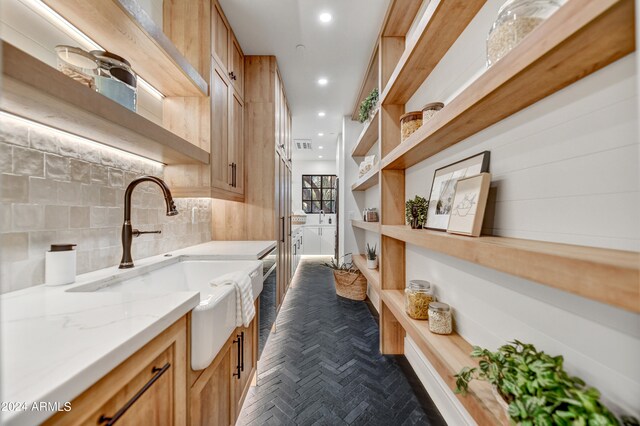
[219,0,388,161]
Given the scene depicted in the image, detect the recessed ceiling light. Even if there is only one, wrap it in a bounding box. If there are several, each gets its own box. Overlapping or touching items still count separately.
[317,78,328,86]
[319,155,324,159]
[318,112,326,117]
[318,132,324,136]
[319,146,324,149]
[319,12,332,23]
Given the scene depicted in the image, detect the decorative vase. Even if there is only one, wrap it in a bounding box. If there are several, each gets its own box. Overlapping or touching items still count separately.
[367,258,378,269]
[409,216,423,229]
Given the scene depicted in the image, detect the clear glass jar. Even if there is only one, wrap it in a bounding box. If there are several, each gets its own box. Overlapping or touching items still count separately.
[421,102,444,123]
[91,51,138,111]
[400,111,422,142]
[405,280,435,320]
[55,45,98,89]
[428,302,452,335]
[486,0,565,67]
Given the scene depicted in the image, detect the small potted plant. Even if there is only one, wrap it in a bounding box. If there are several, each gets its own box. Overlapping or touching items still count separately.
[365,243,378,269]
[455,340,621,425]
[323,255,367,301]
[358,88,379,123]
[405,195,429,229]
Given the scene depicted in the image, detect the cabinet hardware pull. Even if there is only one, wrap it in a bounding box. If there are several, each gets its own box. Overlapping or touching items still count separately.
[288,216,292,237]
[240,331,245,372]
[233,163,237,188]
[228,163,233,186]
[98,362,171,426]
[280,217,285,242]
[233,334,242,379]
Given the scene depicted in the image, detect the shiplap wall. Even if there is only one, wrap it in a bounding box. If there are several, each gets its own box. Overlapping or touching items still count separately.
[0,0,163,123]
[402,0,639,417]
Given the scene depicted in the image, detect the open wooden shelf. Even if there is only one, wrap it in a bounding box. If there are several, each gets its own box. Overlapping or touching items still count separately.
[352,255,380,293]
[351,220,380,233]
[351,166,379,191]
[381,289,504,425]
[42,0,207,97]
[381,0,634,170]
[351,110,379,157]
[1,43,209,165]
[381,0,485,105]
[382,225,640,313]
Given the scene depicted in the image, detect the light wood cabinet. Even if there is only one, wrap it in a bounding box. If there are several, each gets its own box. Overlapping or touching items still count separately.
[45,317,188,426]
[211,2,230,71]
[210,64,231,191]
[229,89,244,195]
[230,36,244,95]
[191,302,259,426]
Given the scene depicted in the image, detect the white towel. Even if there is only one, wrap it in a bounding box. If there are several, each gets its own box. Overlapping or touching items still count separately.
[210,271,255,327]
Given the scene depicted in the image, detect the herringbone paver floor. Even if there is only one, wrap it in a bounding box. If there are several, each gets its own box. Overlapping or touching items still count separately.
[238,258,446,426]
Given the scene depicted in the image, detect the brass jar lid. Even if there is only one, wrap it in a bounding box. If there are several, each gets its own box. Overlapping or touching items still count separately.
[421,102,445,111]
[400,111,422,121]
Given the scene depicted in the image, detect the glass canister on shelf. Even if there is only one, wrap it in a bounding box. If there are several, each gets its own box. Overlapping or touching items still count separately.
[55,45,99,89]
[428,302,452,335]
[486,0,565,67]
[91,51,138,111]
[422,102,444,123]
[405,280,435,320]
[400,111,422,142]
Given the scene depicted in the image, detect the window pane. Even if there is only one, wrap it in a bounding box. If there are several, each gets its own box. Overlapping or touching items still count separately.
[303,176,312,188]
[302,201,310,213]
[322,201,334,213]
[329,176,336,188]
[322,189,333,200]
[312,201,321,213]
[311,176,321,188]
[322,176,331,187]
[312,189,321,200]
[330,189,336,200]
[302,189,311,200]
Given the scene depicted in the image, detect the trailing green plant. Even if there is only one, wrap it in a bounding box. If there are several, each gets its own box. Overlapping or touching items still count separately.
[365,244,377,260]
[358,88,379,123]
[455,340,620,426]
[323,254,358,273]
[405,195,429,229]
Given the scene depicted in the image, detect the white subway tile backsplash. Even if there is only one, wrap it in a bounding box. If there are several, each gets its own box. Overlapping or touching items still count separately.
[0,116,212,294]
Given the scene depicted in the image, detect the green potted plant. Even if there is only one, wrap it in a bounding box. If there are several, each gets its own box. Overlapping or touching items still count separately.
[365,243,377,269]
[405,195,429,229]
[455,340,621,425]
[323,255,367,301]
[358,88,379,123]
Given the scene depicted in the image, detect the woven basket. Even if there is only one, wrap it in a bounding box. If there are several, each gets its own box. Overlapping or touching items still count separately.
[332,269,367,301]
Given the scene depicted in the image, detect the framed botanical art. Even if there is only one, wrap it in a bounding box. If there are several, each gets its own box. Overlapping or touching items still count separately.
[447,173,491,237]
[425,151,490,231]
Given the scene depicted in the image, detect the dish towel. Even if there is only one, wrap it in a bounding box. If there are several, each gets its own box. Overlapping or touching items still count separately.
[210,271,255,327]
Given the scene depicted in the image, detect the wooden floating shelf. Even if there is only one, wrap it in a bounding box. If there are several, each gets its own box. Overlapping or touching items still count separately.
[380,0,485,105]
[351,166,379,191]
[382,225,640,313]
[351,110,379,157]
[351,220,381,233]
[352,255,380,293]
[381,289,504,425]
[381,0,635,170]
[1,43,210,166]
[42,0,208,97]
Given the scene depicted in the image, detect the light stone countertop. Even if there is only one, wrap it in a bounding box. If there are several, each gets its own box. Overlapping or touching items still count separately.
[0,240,276,426]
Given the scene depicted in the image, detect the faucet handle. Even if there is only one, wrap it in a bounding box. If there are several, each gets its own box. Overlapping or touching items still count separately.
[132,229,162,238]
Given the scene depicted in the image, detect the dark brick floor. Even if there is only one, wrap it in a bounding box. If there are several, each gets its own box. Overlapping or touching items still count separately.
[239,258,446,426]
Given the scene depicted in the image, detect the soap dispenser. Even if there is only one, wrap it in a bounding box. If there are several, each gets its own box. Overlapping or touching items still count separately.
[45,244,77,286]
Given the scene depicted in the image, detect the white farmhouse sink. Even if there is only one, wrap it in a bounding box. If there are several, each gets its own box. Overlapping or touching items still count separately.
[68,259,263,370]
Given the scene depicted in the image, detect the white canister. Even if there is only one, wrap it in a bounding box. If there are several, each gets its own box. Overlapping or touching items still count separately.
[45,244,77,286]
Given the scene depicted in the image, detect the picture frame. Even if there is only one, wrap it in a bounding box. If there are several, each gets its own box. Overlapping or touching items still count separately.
[425,151,490,231]
[446,173,491,237]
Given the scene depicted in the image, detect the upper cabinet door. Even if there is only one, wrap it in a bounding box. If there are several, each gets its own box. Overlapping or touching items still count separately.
[229,90,244,195]
[230,36,244,96]
[210,65,230,191]
[212,2,230,71]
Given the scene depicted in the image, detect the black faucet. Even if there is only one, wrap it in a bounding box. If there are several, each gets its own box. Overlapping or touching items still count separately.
[119,176,178,269]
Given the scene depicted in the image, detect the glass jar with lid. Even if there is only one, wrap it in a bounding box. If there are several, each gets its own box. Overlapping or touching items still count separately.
[55,45,98,89]
[400,111,422,142]
[91,50,138,111]
[428,302,452,335]
[405,280,435,320]
[421,102,444,123]
[486,0,565,67]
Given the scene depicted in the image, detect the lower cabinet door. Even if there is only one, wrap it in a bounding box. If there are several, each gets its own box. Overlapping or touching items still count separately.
[233,307,258,418]
[190,344,233,426]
